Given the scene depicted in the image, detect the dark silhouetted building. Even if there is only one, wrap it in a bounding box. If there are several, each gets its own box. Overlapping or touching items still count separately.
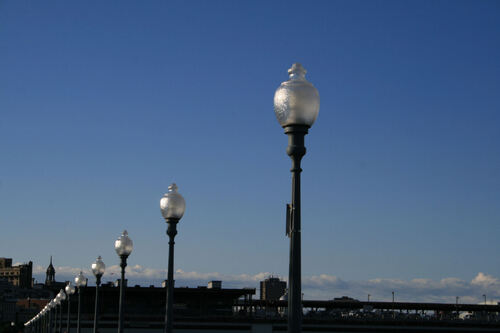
[260,276,286,301]
[0,258,33,289]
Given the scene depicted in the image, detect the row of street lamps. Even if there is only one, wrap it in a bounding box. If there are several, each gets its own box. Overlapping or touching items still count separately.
[25,63,316,333]
[23,229,134,333]
[24,184,185,333]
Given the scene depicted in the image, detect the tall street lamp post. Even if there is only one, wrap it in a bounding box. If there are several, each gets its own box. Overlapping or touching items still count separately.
[115,230,133,333]
[65,283,76,333]
[91,256,106,333]
[75,271,87,333]
[274,63,319,333]
[160,183,186,333]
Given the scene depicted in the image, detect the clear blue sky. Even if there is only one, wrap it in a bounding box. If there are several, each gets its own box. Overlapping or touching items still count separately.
[1,0,499,298]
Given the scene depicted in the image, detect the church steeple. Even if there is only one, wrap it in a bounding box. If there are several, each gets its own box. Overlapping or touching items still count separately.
[45,256,55,286]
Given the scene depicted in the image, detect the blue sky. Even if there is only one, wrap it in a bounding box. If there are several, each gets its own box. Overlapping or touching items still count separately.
[1,0,499,302]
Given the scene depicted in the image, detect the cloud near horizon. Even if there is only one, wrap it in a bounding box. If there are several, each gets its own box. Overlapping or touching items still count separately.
[31,265,499,305]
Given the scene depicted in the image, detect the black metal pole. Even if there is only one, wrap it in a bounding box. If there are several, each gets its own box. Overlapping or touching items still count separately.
[66,296,71,333]
[118,255,128,333]
[49,307,53,333]
[93,275,102,333]
[165,219,178,333]
[54,305,57,333]
[77,288,82,333]
[56,305,60,333]
[285,125,308,333]
[58,303,62,333]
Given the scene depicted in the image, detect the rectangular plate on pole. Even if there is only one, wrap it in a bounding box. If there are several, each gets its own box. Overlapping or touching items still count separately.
[286,203,292,237]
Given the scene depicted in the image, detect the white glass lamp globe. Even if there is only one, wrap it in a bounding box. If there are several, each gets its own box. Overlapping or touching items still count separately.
[115,230,133,257]
[75,271,87,287]
[59,289,66,301]
[160,183,186,220]
[91,256,106,277]
[274,63,320,128]
[65,282,75,295]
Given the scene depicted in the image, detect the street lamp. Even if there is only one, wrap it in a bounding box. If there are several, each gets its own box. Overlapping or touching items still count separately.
[91,256,105,333]
[392,291,395,319]
[42,307,46,332]
[274,63,319,333]
[75,271,87,333]
[49,300,55,333]
[115,230,133,333]
[57,290,66,333]
[46,306,50,333]
[483,294,487,305]
[160,183,186,333]
[55,295,61,333]
[65,282,76,333]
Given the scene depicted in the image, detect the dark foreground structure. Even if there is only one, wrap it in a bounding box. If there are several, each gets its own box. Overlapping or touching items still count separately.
[20,284,500,333]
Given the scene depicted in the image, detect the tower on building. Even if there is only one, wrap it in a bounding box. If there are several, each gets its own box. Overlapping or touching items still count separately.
[45,256,55,286]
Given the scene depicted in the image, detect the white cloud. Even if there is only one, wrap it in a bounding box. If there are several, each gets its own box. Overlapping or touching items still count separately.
[31,266,500,304]
[471,272,500,288]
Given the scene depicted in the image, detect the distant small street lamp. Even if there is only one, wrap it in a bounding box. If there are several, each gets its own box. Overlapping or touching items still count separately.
[392,291,395,319]
[483,294,487,305]
[274,63,319,333]
[367,294,371,302]
[52,298,57,333]
[65,282,76,333]
[75,271,87,333]
[42,307,46,332]
[91,256,106,333]
[45,303,49,332]
[160,183,186,333]
[49,300,55,333]
[57,290,66,333]
[115,230,133,333]
[55,295,61,333]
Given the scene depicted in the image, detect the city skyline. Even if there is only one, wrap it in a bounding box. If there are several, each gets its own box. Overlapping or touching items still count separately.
[1,1,499,305]
[18,259,500,304]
